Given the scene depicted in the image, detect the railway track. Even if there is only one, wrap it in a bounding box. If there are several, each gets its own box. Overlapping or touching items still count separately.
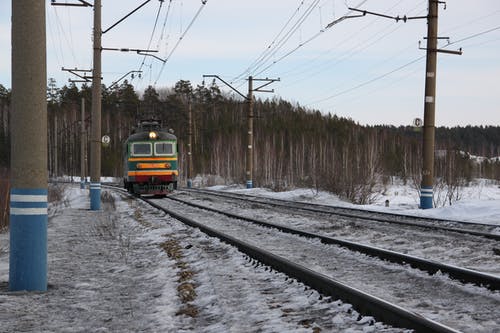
[184,188,500,241]
[176,189,500,278]
[112,187,499,333]
[105,184,500,332]
[166,194,500,291]
[142,197,458,332]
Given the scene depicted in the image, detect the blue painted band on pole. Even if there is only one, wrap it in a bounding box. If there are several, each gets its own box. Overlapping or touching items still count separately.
[420,186,433,209]
[9,188,48,291]
[246,180,253,189]
[90,182,101,210]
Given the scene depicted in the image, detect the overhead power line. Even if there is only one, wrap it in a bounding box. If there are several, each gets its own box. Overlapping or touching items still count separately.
[133,0,175,88]
[232,0,317,83]
[153,0,208,85]
[137,0,165,74]
[47,9,65,70]
[306,22,500,107]
[52,7,79,66]
[246,0,323,80]
[278,2,427,86]
[234,0,369,84]
[157,0,175,48]
[306,55,426,106]
[448,25,500,45]
[233,0,307,82]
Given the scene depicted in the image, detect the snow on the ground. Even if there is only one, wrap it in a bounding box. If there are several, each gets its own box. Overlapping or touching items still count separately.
[0,185,404,332]
[1,178,498,332]
[207,178,500,226]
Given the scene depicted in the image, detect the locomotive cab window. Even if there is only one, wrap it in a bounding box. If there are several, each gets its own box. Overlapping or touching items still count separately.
[155,142,175,156]
[131,142,152,156]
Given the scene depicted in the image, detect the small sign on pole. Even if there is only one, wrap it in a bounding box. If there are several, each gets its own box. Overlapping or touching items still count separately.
[413,118,423,127]
[101,135,111,147]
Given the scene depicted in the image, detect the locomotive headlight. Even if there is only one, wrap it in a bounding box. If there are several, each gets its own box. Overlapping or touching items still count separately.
[149,131,157,139]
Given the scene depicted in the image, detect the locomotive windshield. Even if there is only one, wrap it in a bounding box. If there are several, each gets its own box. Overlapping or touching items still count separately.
[155,142,175,156]
[131,143,152,156]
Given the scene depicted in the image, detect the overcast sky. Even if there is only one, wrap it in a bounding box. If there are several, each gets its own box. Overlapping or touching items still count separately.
[0,0,499,127]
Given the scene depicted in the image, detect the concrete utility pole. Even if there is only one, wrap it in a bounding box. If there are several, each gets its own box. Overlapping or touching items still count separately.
[187,101,193,188]
[90,0,102,210]
[419,1,462,209]
[54,114,58,177]
[420,1,439,209]
[246,77,254,189]
[80,97,86,189]
[245,76,279,188]
[349,2,461,209]
[10,0,48,291]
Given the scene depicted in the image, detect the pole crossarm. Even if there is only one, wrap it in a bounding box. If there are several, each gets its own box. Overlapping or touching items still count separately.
[346,5,462,55]
[419,41,463,55]
[51,0,93,7]
[102,47,165,62]
[325,13,367,29]
[203,75,281,99]
[102,0,152,34]
[102,47,157,53]
[253,78,281,93]
[347,7,427,22]
[137,51,166,63]
[203,75,248,100]
[109,70,143,89]
[62,67,93,83]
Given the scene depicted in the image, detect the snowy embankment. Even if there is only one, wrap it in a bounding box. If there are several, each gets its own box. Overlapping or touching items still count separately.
[206,178,500,226]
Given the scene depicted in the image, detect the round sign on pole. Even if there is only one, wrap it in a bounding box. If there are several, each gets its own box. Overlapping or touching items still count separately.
[101,135,111,147]
[413,118,423,127]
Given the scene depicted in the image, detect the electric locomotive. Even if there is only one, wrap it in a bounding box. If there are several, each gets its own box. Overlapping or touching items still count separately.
[123,120,178,195]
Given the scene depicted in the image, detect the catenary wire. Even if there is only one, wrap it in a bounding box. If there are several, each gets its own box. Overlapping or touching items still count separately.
[47,8,64,74]
[306,24,500,107]
[52,7,79,67]
[279,1,425,84]
[306,55,425,106]
[231,0,308,83]
[244,0,322,82]
[133,0,175,89]
[153,0,208,86]
[288,6,427,100]
[240,0,370,84]
[136,0,165,75]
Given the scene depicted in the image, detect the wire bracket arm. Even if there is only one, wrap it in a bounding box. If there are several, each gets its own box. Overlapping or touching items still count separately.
[347,7,427,22]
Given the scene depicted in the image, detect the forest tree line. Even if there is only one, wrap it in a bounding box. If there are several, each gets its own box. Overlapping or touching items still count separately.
[0,80,499,204]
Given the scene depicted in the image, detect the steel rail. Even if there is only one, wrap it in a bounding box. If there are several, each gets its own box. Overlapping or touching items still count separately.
[184,188,500,241]
[166,195,500,291]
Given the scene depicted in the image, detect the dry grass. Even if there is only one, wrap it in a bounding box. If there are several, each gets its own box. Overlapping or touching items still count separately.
[1,170,68,232]
[160,236,199,318]
[48,183,65,203]
[101,190,116,210]
[0,168,9,232]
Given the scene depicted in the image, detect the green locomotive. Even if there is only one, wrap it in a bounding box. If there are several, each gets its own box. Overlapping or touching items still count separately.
[123,120,178,195]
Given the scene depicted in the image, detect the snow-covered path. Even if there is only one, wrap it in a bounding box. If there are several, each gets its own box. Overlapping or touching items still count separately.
[1,188,181,332]
[0,186,403,332]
